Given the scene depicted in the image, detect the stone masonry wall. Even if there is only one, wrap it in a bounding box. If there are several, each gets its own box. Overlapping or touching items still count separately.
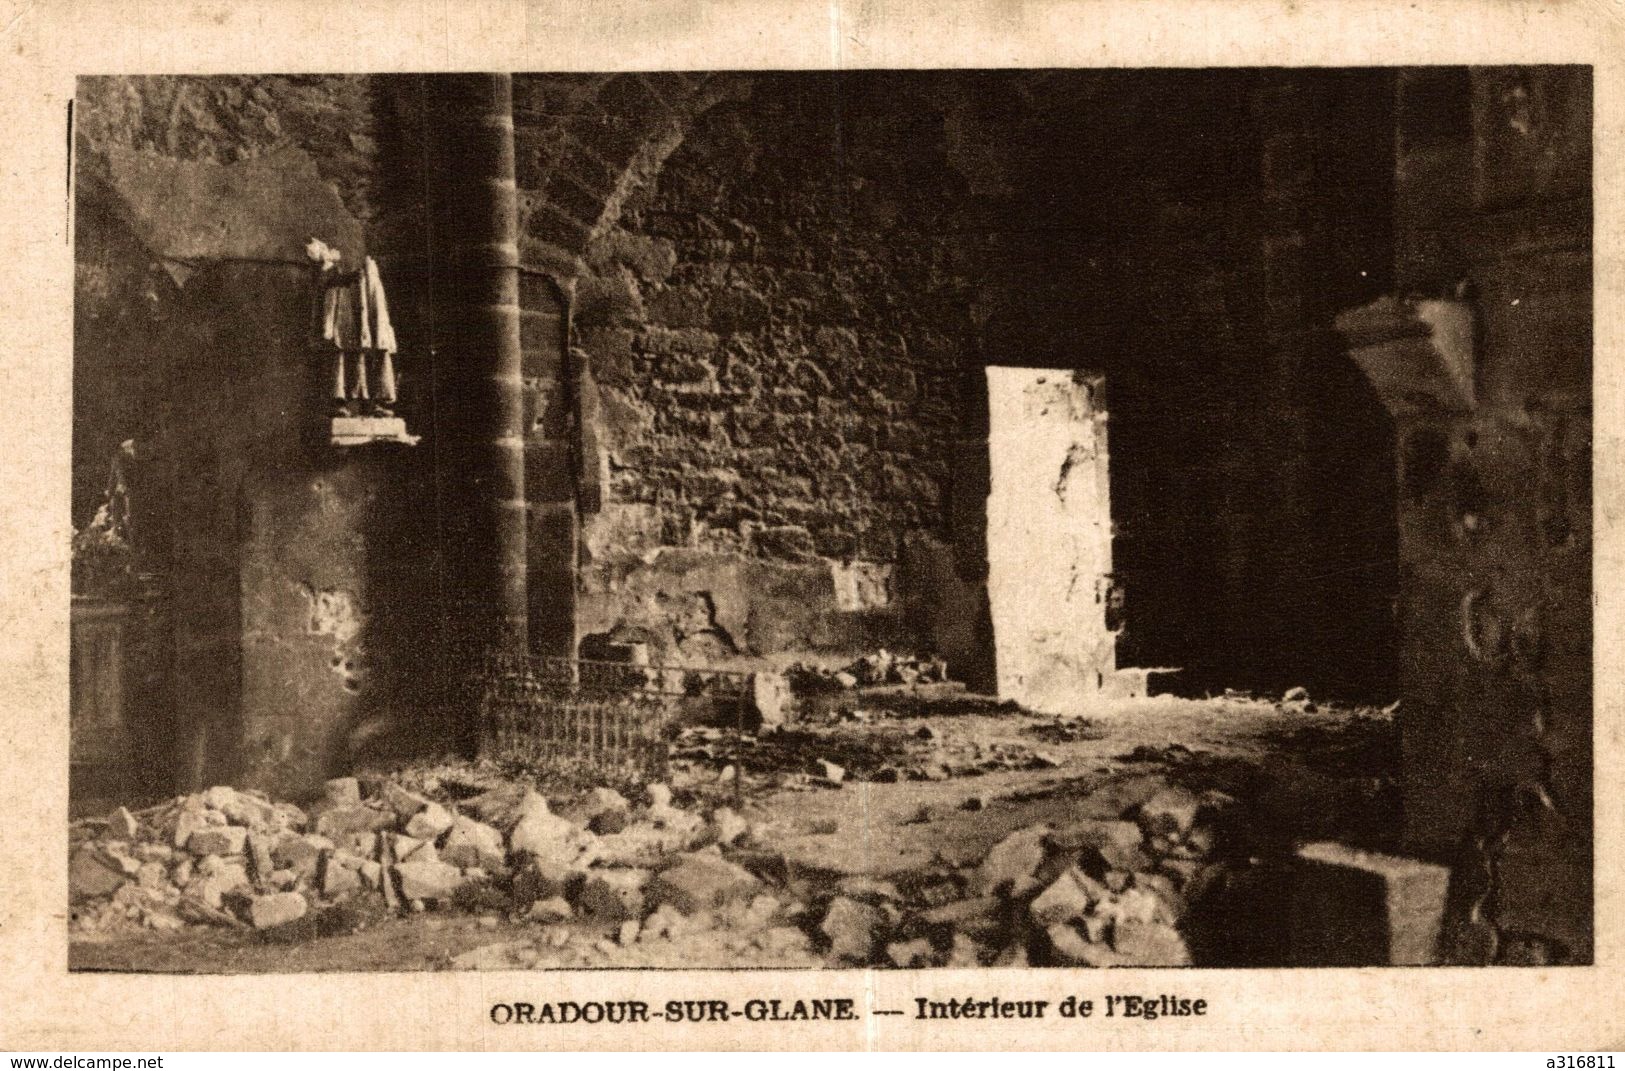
[566,73,984,668]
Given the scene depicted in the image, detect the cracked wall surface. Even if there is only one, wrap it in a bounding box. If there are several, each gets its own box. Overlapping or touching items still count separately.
[1383,67,1593,965]
[73,75,449,799]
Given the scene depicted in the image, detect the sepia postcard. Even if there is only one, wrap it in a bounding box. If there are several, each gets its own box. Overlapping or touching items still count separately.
[0,0,1621,1053]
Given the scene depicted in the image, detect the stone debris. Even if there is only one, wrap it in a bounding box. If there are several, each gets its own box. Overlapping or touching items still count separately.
[577,869,651,923]
[248,891,308,929]
[786,651,950,693]
[820,896,883,963]
[67,773,733,940]
[648,853,762,915]
[69,758,1240,971]
[393,857,465,902]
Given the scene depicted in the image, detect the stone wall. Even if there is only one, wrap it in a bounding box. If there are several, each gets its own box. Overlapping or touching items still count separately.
[1390,66,1592,964]
[565,73,983,669]
[557,70,1404,697]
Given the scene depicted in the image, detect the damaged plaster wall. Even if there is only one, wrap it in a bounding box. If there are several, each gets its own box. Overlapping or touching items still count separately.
[73,76,448,799]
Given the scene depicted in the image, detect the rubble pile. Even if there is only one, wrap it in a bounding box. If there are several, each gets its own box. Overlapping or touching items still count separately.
[783,650,950,693]
[68,776,785,944]
[68,763,1237,968]
[811,781,1239,967]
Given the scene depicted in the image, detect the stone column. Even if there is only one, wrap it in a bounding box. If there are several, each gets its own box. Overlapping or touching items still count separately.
[428,74,529,751]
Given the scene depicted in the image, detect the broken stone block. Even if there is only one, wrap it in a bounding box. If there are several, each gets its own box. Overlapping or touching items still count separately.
[528,896,573,923]
[1098,886,1169,927]
[143,910,185,932]
[170,807,206,850]
[510,807,595,867]
[618,919,641,946]
[751,671,791,728]
[315,804,395,840]
[814,759,846,784]
[646,802,703,840]
[589,810,629,835]
[733,893,780,931]
[220,793,277,829]
[324,777,362,807]
[511,858,580,904]
[170,857,194,887]
[1110,919,1191,965]
[404,802,455,840]
[887,938,935,968]
[107,807,140,839]
[1047,819,1148,873]
[583,786,631,819]
[1048,923,1126,966]
[577,869,650,923]
[820,896,882,963]
[1132,785,1203,838]
[1030,868,1100,926]
[246,831,276,885]
[933,934,977,967]
[1171,825,1215,859]
[358,860,383,888]
[708,807,749,846]
[641,903,688,939]
[187,825,249,857]
[975,824,1052,898]
[271,833,324,877]
[1131,872,1187,922]
[136,861,169,891]
[463,784,532,829]
[645,783,673,809]
[322,863,361,898]
[920,896,998,927]
[69,847,128,901]
[104,846,143,876]
[1289,842,1449,966]
[379,783,434,820]
[201,786,238,811]
[648,853,762,915]
[393,857,465,902]
[440,815,507,872]
[248,891,308,929]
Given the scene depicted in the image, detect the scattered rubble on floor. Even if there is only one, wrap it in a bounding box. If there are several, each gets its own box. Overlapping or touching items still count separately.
[783,650,950,693]
[671,720,1071,788]
[68,761,1252,968]
[69,694,1402,970]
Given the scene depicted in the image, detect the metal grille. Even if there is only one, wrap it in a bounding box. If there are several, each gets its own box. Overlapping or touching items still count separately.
[480,653,751,787]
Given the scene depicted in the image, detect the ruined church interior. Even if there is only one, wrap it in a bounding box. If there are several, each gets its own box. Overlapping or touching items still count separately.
[67,68,1591,971]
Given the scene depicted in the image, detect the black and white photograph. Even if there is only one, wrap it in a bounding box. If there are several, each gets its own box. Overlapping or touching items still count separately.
[60,63,1593,978]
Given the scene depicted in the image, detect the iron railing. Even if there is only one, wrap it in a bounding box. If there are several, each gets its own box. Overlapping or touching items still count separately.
[479,653,752,789]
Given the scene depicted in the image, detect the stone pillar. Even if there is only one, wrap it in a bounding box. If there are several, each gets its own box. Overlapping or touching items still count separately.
[428,74,529,750]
